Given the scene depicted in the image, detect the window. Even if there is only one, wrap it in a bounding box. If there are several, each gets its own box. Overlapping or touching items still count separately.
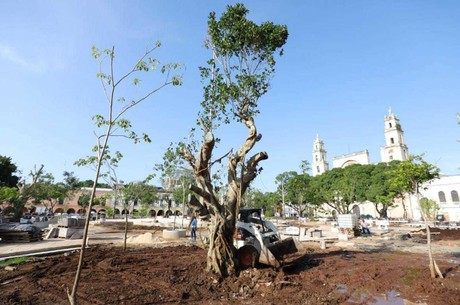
[452,190,459,203]
[389,155,393,160]
[438,191,446,203]
[390,138,394,144]
[315,155,318,161]
[389,122,392,128]
[316,166,320,173]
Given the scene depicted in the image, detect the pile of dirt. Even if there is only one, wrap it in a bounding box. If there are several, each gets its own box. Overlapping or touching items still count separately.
[0,243,459,305]
[410,227,460,241]
[126,232,163,244]
[427,227,460,240]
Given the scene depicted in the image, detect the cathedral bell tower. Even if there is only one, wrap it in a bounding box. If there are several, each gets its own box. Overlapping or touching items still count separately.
[380,107,409,162]
[312,134,329,176]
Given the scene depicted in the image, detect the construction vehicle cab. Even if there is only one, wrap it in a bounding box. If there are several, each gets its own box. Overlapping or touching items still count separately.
[234,208,299,268]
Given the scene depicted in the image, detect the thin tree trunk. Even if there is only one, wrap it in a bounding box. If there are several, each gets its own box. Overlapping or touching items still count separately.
[417,190,443,279]
[124,210,128,251]
[425,223,444,278]
[401,197,408,219]
[67,160,105,305]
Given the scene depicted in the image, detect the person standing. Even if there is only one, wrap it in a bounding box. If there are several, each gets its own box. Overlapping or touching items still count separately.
[189,215,198,241]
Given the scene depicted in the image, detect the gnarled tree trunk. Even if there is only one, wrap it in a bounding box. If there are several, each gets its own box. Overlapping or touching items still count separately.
[206,213,237,276]
[183,118,266,277]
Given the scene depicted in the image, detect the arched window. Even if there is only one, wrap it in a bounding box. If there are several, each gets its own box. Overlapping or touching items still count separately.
[389,122,392,128]
[451,190,459,203]
[438,191,446,203]
[390,138,395,144]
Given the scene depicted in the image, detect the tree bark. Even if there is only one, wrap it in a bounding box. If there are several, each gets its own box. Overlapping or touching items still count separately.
[124,209,129,251]
[206,213,238,277]
[182,116,267,277]
[417,190,444,279]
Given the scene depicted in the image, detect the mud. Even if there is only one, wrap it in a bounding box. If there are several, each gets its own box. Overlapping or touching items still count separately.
[1,229,459,305]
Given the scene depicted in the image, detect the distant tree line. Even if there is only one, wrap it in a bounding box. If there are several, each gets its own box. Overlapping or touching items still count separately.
[242,156,439,220]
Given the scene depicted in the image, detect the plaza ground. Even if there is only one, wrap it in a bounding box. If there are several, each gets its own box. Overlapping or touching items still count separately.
[0,219,459,304]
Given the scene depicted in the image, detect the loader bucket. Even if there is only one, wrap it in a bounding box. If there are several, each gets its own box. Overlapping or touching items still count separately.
[259,237,299,268]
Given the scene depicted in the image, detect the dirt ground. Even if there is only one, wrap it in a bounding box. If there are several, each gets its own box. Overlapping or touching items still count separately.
[1,228,460,305]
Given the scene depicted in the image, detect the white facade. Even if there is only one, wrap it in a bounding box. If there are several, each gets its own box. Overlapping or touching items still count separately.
[312,134,329,176]
[418,175,460,222]
[311,108,460,220]
[380,107,409,162]
[332,150,370,168]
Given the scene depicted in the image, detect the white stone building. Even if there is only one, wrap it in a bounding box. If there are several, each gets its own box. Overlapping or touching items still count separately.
[380,108,409,162]
[332,150,370,168]
[312,134,329,176]
[312,108,460,221]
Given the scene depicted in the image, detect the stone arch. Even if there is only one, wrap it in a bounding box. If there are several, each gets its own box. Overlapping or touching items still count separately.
[438,191,446,203]
[77,209,86,215]
[175,210,181,216]
[67,208,76,214]
[157,210,165,217]
[352,205,360,217]
[452,190,459,202]
[165,210,173,217]
[331,210,337,220]
[150,210,157,217]
[121,209,129,215]
[341,160,358,168]
[54,208,64,214]
[114,209,120,215]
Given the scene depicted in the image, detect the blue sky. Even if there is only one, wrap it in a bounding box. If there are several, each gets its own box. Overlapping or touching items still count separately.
[1,1,459,192]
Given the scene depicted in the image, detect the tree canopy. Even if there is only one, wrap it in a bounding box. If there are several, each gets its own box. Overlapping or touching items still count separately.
[0,155,19,188]
[172,3,288,277]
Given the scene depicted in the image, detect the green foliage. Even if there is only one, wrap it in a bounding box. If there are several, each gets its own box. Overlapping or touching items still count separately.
[78,194,91,208]
[138,202,150,217]
[0,155,19,187]
[299,160,311,175]
[0,256,29,268]
[105,206,114,217]
[199,3,288,128]
[309,168,351,214]
[76,42,183,179]
[366,161,401,218]
[275,171,297,195]
[77,180,111,189]
[285,174,315,216]
[419,197,439,221]
[0,186,20,205]
[264,209,273,218]
[122,182,158,209]
[389,155,440,195]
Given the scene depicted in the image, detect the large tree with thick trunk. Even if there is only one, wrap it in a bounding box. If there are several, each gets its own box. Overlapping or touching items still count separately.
[178,4,288,277]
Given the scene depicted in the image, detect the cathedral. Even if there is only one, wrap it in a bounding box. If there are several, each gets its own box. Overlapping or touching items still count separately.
[310,108,460,222]
[312,108,408,176]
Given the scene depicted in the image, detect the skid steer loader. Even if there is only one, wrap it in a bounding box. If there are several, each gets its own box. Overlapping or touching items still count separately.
[234,208,300,268]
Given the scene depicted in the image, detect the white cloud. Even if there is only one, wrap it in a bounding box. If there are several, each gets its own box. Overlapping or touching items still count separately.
[0,44,47,73]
